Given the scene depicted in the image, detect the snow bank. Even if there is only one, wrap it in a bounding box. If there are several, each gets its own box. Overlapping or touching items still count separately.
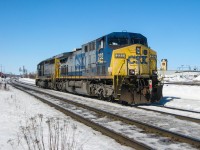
[164,72,200,82]
[193,75,200,81]
[19,78,35,84]
[162,84,200,111]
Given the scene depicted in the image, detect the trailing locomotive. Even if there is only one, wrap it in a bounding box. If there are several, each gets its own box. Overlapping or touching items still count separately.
[36,32,163,104]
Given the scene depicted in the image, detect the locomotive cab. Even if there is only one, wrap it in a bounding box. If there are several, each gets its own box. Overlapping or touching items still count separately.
[95,32,162,104]
[110,43,163,104]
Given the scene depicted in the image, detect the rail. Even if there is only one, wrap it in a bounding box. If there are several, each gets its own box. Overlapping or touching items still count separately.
[10,80,200,149]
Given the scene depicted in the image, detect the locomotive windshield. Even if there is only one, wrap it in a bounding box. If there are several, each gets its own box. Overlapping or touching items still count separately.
[130,38,147,46]
[108,33,148,49]
[108,37,128,46]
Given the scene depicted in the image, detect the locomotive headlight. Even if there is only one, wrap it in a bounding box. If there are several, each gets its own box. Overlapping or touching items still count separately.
[129,69,135,75]
[136,47,141,54]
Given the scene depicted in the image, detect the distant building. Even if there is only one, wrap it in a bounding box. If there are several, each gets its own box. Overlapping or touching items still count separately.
[0,72,3,77]
[0,72,6,78]
[161,59,168,71]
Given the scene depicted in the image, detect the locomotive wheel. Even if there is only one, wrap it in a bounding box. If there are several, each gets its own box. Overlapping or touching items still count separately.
[108,95,114,102]
[57,82,62,91]
[98,90,105,100]
[98,93,103,100]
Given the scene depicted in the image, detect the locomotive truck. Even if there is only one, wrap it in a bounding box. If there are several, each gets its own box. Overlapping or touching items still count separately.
[36,32,163,104]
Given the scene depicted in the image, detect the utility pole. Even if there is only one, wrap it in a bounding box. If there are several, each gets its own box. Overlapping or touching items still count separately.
[23,66,25,77]
[0,64,2,78]
[3,66,5,74]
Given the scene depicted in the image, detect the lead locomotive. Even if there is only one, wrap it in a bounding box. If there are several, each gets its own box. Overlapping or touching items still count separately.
[36,32,163,104]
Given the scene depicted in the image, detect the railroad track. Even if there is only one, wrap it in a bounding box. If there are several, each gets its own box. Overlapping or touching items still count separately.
[15,80,200,123]
[159,105,200,114]
[10,80,200,149]
[136,105,200,124]
[11,81,152,150]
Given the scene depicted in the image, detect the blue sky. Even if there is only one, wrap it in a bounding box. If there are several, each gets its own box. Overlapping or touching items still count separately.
[0,0,200,74]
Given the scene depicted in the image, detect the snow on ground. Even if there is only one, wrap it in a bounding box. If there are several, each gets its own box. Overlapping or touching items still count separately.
[19,77,35,84]
[161,84,200,112]
[163,71,200,82]
[13,82,198,149]
[0,85,132,150]
[14,77,200,148]
[16,81,200,141]
[157,71,200,111]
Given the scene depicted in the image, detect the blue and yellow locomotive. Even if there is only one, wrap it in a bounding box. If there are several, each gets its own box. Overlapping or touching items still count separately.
[36,32,163,104]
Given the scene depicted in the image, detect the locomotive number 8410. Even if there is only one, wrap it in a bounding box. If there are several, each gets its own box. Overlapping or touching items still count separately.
[36,32,163,104]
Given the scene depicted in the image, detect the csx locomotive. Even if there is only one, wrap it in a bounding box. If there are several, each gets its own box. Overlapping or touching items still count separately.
[36,32,163,104]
